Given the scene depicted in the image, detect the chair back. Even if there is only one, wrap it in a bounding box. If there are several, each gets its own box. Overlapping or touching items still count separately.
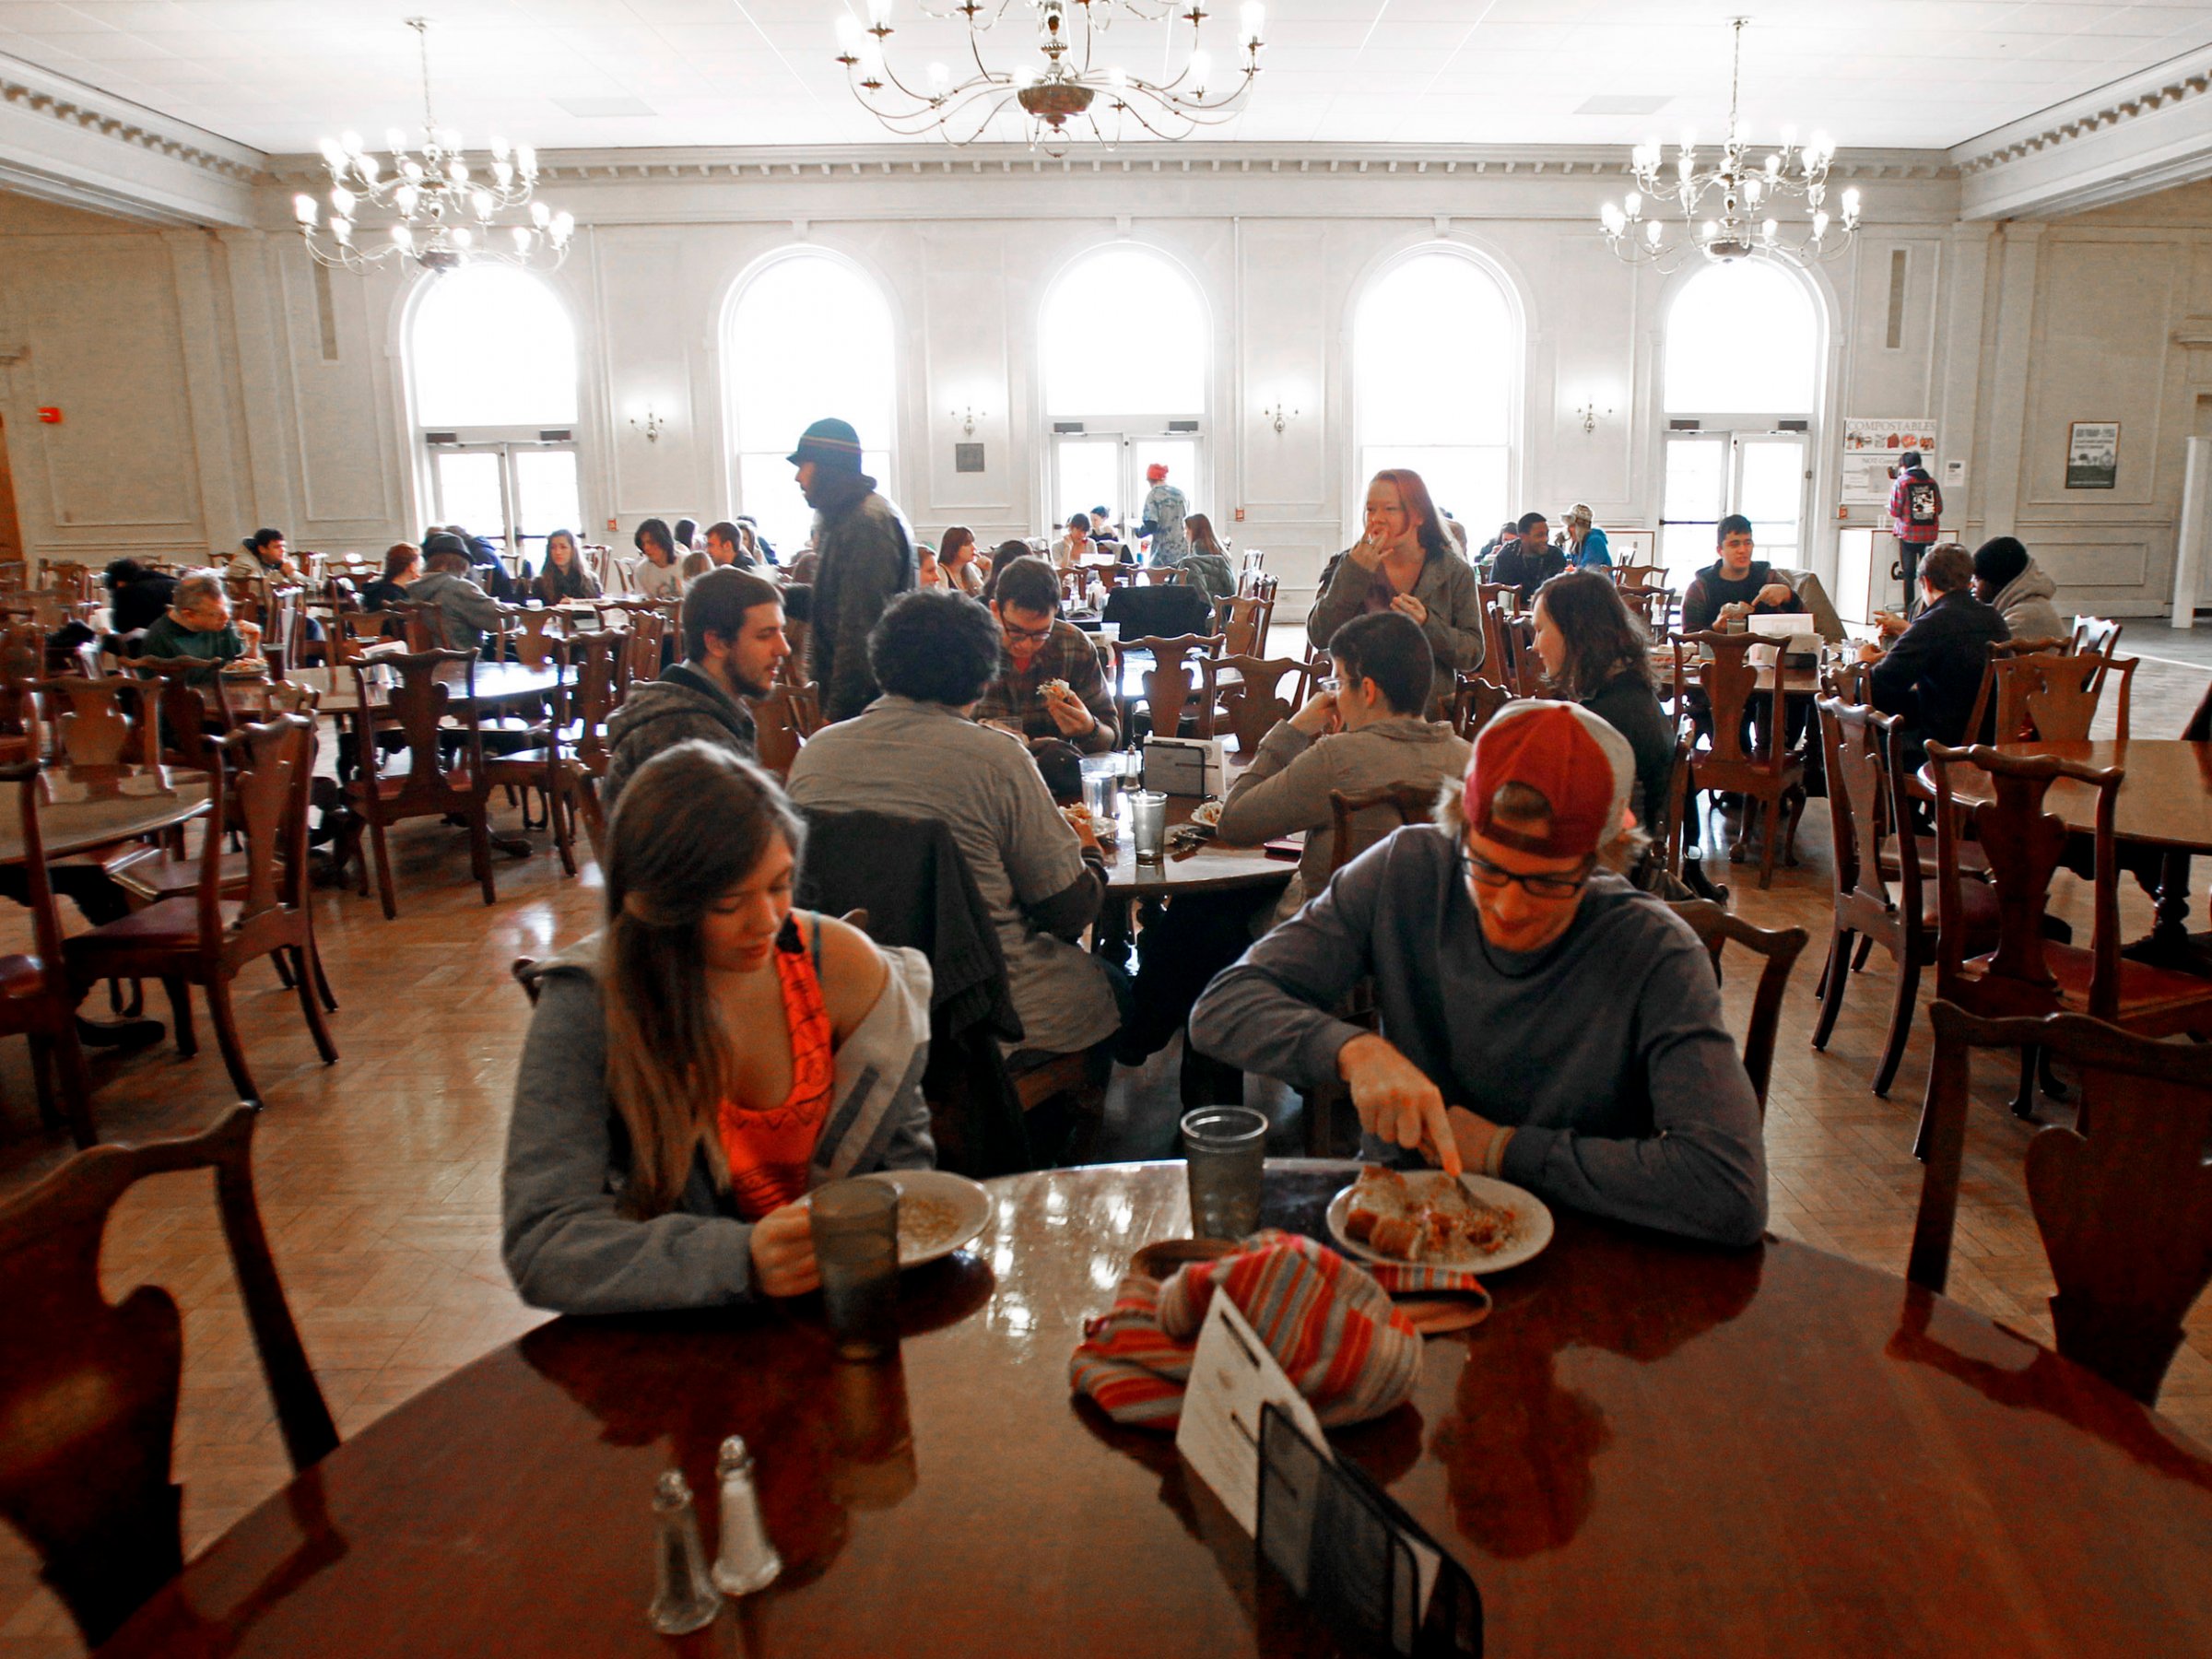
[1196,653,1302,754]
[1450,675,1512,740]
[350,648,486,806]
[1928,741,2123,1019]
[0,1105,335,1646]
[196,712,315,935]
[1912,1002,2212,1405]
[261,582,304,671]
[1,760,67,991]
[612,607,667,692]
[1672,631,1791,780]
[36,675,158,769]
[1326,781,1443,877]
[1124,633,1223,740]
[561,632,622,775]
[1214,594,1271,658]
[1665,899,1809,1113]
[1816,697,1915,927]
[1612,563,1666,592]
[121,656,225,768]
[0,621,43,749]
[749,681,815,779]
[502,606,563,670]
[2070,615,2124,664]
[1982,652,2134,745]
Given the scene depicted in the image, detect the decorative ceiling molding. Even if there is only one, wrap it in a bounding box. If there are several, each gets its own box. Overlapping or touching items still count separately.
[1957,69,2212,176]
[0,55,263,184]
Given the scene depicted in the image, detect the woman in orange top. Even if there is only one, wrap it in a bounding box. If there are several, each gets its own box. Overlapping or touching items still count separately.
[503,743,935,1314]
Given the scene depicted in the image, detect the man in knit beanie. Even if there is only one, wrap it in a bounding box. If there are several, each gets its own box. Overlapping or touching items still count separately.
[788,418,916,722]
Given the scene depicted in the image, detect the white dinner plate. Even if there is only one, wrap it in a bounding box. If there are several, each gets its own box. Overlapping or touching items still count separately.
[852,1169,994,1269]
[1325,1171,1555,1275]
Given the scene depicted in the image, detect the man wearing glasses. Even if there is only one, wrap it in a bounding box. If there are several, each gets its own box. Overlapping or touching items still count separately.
[1191,700,1767,1247]
[971,555,1119,756]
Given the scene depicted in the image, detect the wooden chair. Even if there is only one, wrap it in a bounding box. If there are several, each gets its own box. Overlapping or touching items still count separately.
[1666,899,1808,1113]
[2069,615,2123,666]
[1213,594,1272,659]
[1661,727,1694,881]
[1194,653,1302,756]
[0,762,96,1146]
[1974,651,2135,746]
[1811,698,1998,1097]
[547,631,622,865]
[1924,742,2212,1124]
[64,715,337,1106]
[0,621,44,760]
[1450,675,1512,741]
[1911,1001,2212,1406]
[500,606,565,670]
[1327,782,1443,877]
[1612,563,1667,592]
[36,675,159,770]
[1672,631,1807,889]
[481,649,576,877]
[749,681,816,781]
[0,1105,337,1647]
[343,649,497,919]
[1122,633,1223,742]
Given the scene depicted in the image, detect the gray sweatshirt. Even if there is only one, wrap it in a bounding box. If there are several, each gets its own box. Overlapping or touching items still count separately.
[501,928,936,1314]
[1189,825,1767,1247]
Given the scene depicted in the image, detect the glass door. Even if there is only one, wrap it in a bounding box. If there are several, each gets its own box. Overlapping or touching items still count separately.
[1053,435,1124,541]
[1733,435,1806,569]
[428,440,583,572]
[1660,433,1728,592]
[1660,430,1808,591]
[431,446,510,547]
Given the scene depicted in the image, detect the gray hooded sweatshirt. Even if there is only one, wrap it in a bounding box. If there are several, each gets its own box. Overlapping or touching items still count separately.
[1989,559,2066,644]
[501,925,935,1314]
[601,663,759,813]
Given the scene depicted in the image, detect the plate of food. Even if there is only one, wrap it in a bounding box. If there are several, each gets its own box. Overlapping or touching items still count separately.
[850,1168,993,1269]
[1326,1164,1553,1273]
[1188,796,1226,829]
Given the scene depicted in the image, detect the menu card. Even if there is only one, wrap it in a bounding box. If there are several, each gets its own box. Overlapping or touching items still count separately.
[1175,1291,1324,1537]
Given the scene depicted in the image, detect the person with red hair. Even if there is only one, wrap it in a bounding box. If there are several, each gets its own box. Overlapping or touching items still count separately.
[1306,468,1486,702]
[1138,461,1189,565]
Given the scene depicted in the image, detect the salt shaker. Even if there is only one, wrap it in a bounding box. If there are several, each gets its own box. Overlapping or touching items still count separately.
[648,1469,722,1635]
[712,1436,783,1596]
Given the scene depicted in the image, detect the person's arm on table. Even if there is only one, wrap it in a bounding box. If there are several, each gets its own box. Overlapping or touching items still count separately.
[1007,759,1105,941]
[1213,704,1333,846]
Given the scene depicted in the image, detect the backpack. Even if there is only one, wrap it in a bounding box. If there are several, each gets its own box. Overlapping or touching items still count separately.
[1905,476,1940,526]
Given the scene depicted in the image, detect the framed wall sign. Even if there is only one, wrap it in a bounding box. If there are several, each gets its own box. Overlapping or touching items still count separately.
[2066,421,2119,490]
[954,442,985,474]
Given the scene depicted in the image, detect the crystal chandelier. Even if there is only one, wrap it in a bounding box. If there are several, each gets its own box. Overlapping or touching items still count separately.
[835,0,1265,154]
[291,18,573,276]
[1597,19,1860,271]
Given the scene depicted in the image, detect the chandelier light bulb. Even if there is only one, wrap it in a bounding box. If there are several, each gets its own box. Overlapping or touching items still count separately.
[359,153,381,181]
[836,13,863,51]
[447,159,468,183]
[1841,186,1862,223]
[385,126,409,154]
[340,130,363,155]
[1645,220,1664,248]
[329,184,357,216]
[1188,49,1210,89]
[1624,190,1641,218]
[492,159,513,185]
[394,184,419,214]
[1744,177,1762,206]
[452,226,474,250]
[1762,218,1778,241]
[489,136,510,161]
[1110,64,1128,91]
[1241,2,1265,44]
[472,189,493,218]
[551,211,575,244]
[400,158,425,182]
[292,194,319,226]
[332,217,353,243]
[1701,218,1719,240]
[512,226,532,253]
[1813,209,1831,238]
[318,136,346,169]
[1765,153,1781,176]
[518,146,537,176]
[866,0,893,28]
[532,201,552,227]
[1601,202,1623,235]
[390,224,414,251]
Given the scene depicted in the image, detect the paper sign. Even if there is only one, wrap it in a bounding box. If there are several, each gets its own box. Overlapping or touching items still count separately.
[1841,418,1938,507]
[1176,1292,1326,1536]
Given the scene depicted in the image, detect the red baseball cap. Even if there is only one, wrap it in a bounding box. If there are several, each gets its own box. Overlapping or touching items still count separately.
[1462,700,1634,859]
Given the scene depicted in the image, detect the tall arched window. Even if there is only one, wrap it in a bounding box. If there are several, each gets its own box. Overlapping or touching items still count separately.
[1353,250,1516,546]
[1659,260,1820,582]
[727,252,896,557]
[1041,246,1207,544]
[407,265,582,562]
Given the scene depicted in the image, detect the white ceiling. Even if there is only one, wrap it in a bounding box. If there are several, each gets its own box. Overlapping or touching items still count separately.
[4,0,2211,156]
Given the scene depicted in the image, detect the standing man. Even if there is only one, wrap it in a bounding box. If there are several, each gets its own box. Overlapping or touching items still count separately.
[1888,450,1943,617]
[1140,462,1190,567]
[789,417,916,723]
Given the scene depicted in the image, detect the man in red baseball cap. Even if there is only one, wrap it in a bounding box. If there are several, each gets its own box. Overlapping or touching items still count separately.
[1191,700,1767,1248]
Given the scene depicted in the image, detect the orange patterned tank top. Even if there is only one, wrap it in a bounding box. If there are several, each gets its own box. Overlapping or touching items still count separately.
[716,914,836,1222]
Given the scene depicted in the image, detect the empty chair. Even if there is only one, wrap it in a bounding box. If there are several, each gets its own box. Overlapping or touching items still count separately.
[0,762,96,1146]
[1666,899,1808,1112]
[1973,651,2135,746]
[342,648,498,918]
[1120,632,1224,743]
[1195,653,1303,756]
[1450,674,1512,741]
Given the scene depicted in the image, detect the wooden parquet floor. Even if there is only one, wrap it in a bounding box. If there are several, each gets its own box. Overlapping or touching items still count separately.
[4,650,2211,1655]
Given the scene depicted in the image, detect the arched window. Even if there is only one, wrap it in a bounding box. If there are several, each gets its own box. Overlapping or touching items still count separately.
[727,252,897,558]
[1041,246,1207,545]
[1659,260,1821,581]
[1353,250,1516,546]
[406,265,583,563]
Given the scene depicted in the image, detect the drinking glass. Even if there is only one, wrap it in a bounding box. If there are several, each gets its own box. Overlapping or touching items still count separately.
[1081,770,1120,838]
[810,1180,901,1361]
[1131,791,1169,862]
[1098,622,1121,646]
[1182,1106,1268,1241]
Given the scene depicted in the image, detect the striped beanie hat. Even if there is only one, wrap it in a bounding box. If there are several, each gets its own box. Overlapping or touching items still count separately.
[1069,1230,1485,1430]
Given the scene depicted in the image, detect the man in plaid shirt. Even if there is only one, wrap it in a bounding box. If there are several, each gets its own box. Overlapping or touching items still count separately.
[973,556,1120,755]
[1887,450,1943,616]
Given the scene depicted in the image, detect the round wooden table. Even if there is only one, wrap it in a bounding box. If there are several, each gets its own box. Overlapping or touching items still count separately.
[0,765,209,865]
[100,1162,2212,1658]
[280,661,564,715]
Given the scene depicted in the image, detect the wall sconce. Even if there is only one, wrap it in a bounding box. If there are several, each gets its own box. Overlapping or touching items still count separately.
[951,406,988,436]
[1573,399,1614,436]
[630,405,668,444]
[1260,400,1300,434]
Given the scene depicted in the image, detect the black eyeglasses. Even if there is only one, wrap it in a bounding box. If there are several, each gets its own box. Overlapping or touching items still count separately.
[1002,620,1054,645]
[1462,844,1594,900]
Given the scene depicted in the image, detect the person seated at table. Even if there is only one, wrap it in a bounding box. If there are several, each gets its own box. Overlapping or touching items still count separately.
[440,524,517,604]
[1190,700,1766,1247]
[703,521,751,571]
[787,589,1124,1073]
[1180,513,1238,611]
[503,743,934,1313]
[971,556,1118,757]
[1857,542,2009,757]
[1089,507,1120,550]
[933,526,985,596]
[1680,515,1806,635]
[531,528,602,605]
[360,543,418,617]
[1559,503,1612,571]
[408,534,505,656]
[103,558,176,640]
[1052,512,1094,572]
[1489,513,1566,602]
[674,518,700,556]
[604,569,789,810]
[679,550,714,584]
[226,527,300,585]
[631,518,687,601]
[137,569,262,683]
[1970,536,2066,642]
[981,538,1033,602]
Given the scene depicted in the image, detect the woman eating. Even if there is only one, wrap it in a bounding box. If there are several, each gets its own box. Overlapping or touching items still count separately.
[532,528,603,605]
[1307,467,1486,704]
[503,743,935,1314]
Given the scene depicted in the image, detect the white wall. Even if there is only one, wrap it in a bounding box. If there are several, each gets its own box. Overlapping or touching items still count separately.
[0,152,2189,618]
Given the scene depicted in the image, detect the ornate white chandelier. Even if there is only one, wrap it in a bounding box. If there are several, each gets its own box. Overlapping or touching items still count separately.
[292,18,573,276]
[835,0,1265,153]
[1598,19,1860,271]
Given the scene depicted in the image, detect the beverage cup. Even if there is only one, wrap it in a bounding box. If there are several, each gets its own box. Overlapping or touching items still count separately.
[1131,791,1169,862]
[1182,1106,1268,1241]
[809,1179,901,1362]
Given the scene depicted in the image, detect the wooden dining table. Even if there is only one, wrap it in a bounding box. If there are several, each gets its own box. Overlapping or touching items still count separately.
[98,1160,2212,1657]
[277,661,565,715]
[0,764,208,865]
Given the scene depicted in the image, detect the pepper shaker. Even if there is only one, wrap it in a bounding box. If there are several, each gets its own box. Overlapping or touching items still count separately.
[712,1436,783,1596]
[648,1469,722,1635]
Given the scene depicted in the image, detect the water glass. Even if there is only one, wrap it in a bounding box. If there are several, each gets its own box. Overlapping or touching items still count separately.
[1182,1106,1268,1241]
[1131,790,1169,862]
[1081,770,1120,830]
[1098,622,1122,646]
[810,1180,901,1361]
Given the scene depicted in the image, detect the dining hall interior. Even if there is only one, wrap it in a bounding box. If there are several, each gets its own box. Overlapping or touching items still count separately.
[6,0,2212,1653]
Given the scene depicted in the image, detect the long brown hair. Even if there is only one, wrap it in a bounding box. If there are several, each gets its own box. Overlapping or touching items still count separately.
[1534,570,1653,700]
[601,742,806,1216]
[1369,468,1454,563]
[1186,512,1228,559]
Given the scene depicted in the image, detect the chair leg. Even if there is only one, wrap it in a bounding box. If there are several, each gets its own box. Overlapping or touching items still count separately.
[548,774,576,878]
[26,1034,58,1133]
[1852,935,1876,971]
[2011,1045,2039,1120]
[49,1022,97,1147]
[163,976,196,1057]
[1756,795,1781,890]
[1873,949,1920,1099]
[204,974,261,1106]
[288,947,339,1065]
[307,932,338,1013]
[469,804,497,907]
[1811,927,1852,1050]
[368,815,398,920]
